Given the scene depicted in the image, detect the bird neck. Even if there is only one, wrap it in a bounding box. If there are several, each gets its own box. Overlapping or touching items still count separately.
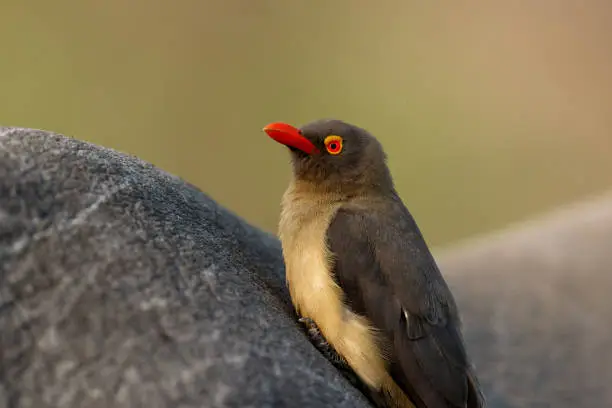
[288,175,395,203]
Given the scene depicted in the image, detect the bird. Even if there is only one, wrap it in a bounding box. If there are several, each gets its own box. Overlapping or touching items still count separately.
[262,119,485,408]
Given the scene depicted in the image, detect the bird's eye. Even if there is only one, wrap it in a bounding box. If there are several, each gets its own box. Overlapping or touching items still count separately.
[324,135,343,155]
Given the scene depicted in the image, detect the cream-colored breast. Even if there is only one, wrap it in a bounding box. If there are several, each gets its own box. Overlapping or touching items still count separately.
[278,181,412,408]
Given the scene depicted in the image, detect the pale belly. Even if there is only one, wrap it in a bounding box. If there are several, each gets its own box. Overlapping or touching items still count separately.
[279,198,389,389]
[278,186,414,408]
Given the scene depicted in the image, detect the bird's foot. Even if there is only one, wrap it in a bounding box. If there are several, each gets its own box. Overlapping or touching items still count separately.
[298,317,347,366]
[298,317,389,408]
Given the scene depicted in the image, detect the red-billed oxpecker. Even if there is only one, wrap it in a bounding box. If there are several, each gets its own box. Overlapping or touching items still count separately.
[263,119,485,408]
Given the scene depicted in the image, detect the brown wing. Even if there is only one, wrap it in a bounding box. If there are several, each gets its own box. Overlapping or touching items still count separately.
[326,202,485,408]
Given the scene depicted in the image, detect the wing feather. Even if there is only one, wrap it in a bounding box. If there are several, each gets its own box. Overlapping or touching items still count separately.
[327,201,484,408]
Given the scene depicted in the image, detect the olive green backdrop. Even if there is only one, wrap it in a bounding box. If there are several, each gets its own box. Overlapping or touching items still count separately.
[2,1,612,247]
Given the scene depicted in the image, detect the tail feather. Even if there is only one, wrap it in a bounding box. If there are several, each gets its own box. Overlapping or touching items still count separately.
[466,369,486,408]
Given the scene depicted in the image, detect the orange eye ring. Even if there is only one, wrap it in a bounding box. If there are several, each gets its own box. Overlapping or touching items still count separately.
[324,135,343,155]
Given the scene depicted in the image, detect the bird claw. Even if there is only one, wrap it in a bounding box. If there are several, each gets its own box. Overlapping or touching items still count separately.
[299,317,323,342]
[297,316,387,407]
[298,317,347,366]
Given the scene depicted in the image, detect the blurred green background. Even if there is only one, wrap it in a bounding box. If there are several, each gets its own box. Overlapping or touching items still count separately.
[2,1,612,248]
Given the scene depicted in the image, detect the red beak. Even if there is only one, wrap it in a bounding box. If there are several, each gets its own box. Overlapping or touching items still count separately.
[263,122,319,155]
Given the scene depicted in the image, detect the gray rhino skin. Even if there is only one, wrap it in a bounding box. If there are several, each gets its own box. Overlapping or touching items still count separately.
[0,127,610,408]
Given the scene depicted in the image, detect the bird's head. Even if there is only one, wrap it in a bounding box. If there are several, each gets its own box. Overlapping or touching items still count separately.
[263,119,394,195]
